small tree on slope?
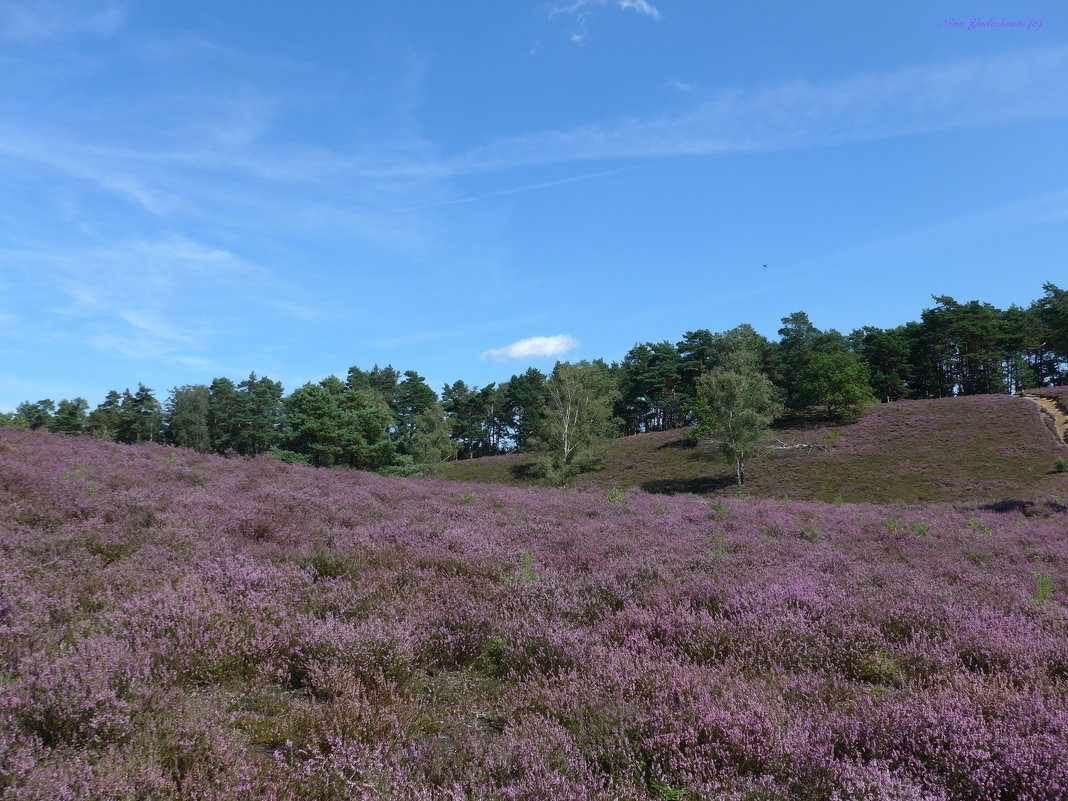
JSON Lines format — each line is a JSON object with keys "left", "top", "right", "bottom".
{"left": 695, "top": 348, "right": 783, "bottom": 485}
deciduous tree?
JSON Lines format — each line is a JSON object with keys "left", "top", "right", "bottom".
{"left": 534, "top": 360, "right": 619, "bottom": 484}
{"left": 799, "top": 351, "right": 875, "bottom": 419}
{"left": 695, "top": 348, "right": 783, "bottom": 486}
{"left": 166, "top": 385, "right": 212, "bottom": 452}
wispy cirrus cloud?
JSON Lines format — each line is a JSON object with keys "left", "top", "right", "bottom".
{"left": 399, "top": 167, "right": 627, "bottom": 211}
{"left": 482, "top": 334, "right": 579, "bottom": 362}
{"left": 1, "top": 230, "right": 319, "bottom": 369}
{"left": 0, "top": 0, "right": 123, "bottom": 41}
{"left": 3, "top": 43, "right": 1064, "bottom": 236}
{"left": 448, "top": 44, "right": 1068, "bottom": 173}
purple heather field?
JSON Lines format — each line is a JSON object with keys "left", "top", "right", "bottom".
{"left": 1, "top": 428, "right": 1067, "bottom": 800}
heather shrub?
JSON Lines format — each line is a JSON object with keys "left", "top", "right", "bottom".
{"left": 12, "top": 635, "right": 151, "bottom": 748}
{"left": 2, "top": 428, "right": 1067, "bottom": 800}
{"left": 302, "top": 549, "right": 360, "bottom": 581}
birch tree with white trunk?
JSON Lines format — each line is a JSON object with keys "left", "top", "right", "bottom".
{"left": 695, "top": 348, "right": 783, "bottom": 485}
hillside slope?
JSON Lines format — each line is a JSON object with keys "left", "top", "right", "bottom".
{"left": 1, "top": 427, "right": 1067, "bottom": 799}
{"left": 444, "top": 394, "right": 1068, "bottom": 504}
{"left": 1025, "top": 386, "right": 1068, "bottom": 446}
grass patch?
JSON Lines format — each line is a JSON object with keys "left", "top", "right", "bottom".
{"left": 443, "top": 395, "right": 1068, "bottom": 504}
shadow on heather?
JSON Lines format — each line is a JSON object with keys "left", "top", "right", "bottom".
{"left": 978, "top": 498, "right": 1068, "bottom": 516}
{"left": 641, "top": 475, "right": 735, "bottom": 495}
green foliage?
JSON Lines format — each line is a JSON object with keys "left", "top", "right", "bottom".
{"left": 205, "top": 374, "right": 284, "bottom": 455}
{"left": 529, "top": 447, "right": 607, "bottom": 487}
{"left": 14, "top": 399, "right": 55, "bottom": 430}
{"left": 87, "top": 390, "right": 123, "bottom": 438}
{"left": 1033, "top": 571, "right": 1054, "bottom": 604}
{"left": 709, "top": 530, "right": 727, "bottom": 559}
{"left": 911, "top": 520, "right": 932, "bottom": 537}
{"left": 850, "top": 326, "right": 914, "bottom": 402}
{"left": 855, "top": 650, "right": 906, "bottom": 688}
{"left": 377, "top": 455, "right": 429, "bottom": 477}
{"left": 85, "top": 541, "right": 134, "bottom": 565}
{"left": 1032, "top": 283, "right": 1068, "bottom": 384}
{"left": 47, "top": 398, "right": 89, "bottom": 435}
{"left": 473, "top": 636, "right": 508, "bottom": 678}
{"left": 304, "top": 551, "right": 359, "bottom": 581}
{"left": 920, "top": 296, "right": 1010, "bottom": 395}
{"left": 799, "top": 351, "right": 876, "bottom": 420}
{"left": 694, "top": 346, "right": 783, "bottom": 485}
{"left": 518, "top": 550, "right": 537, "bottom": 582}
{"left": 115, "top": 384, "right": 163, "bottom": 444}
{"left": 605, "top": 487, "right": 627, "bottom": 504}
{"left": 649, "top": 780, "right": 688, "bottom": 800}
{"left": 269, "top": 447, "right": 312, "bottom": 465}
{"left": 532, "top": 360, "right": 619, "bottom": 483}
{"left": 282, "top": 381, "right": 395, "bottom": 469}
{"left": 777, "top": 311, "right": 853, "bottom": 410}
{"left": 166, "top": 385, "right": 212, "bottom": 452}
{"left": 1055, "top": 457, "right": 1068, "bottom": 473}
{"left": 620, "top": 341, "right": 688, "bottom": 432}
{"left": 500, "top": 367, "right": 549, "bottom": 450}
{"left": 400, "top": 402, "right": 456, "bottom": 469}
{"left": 442, "top": 380, "right": 504, "bottom": 459}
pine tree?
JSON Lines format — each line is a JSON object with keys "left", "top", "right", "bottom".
{"left": 48, "top": 398, "right": 89, "bottom": 434}
{"left": 87, "top": 391, "right": 123, "bottom": 438}
{"left": 14, "top": 399, "right": 55, "bottom": 430}
{"left": 281, "top": 381, "right": 395, "bottom": 469}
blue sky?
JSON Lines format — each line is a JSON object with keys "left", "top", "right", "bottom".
{"left": 1, "top": 0, "right": 1065, "bottom": 410}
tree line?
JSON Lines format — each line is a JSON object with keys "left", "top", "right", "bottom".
{"left": 3, "top": 284, "right": 1065, "bottom": 481}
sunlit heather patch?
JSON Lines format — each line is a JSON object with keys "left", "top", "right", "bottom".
{"left": 1, "top": 426, "right": 1066, "bottom": 799}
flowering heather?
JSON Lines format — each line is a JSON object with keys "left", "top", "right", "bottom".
{"left": 2, "top": 427, "right": 1067, "bottom": 800}
{"left": 1029, "top": 387, "right": 1068, "bottom": 404}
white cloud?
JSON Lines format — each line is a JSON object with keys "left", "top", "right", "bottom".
{"left": 668, "top": 80, "right": 695, "bottom": 92}
{"left": 552, "top": 0, "right": 662, "bottom": 21}
{"left": 617, "top": 0, "right": 661, "bottom": 20}
{"left": 482, "top": 334, "right": 579, "bottom": 362}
